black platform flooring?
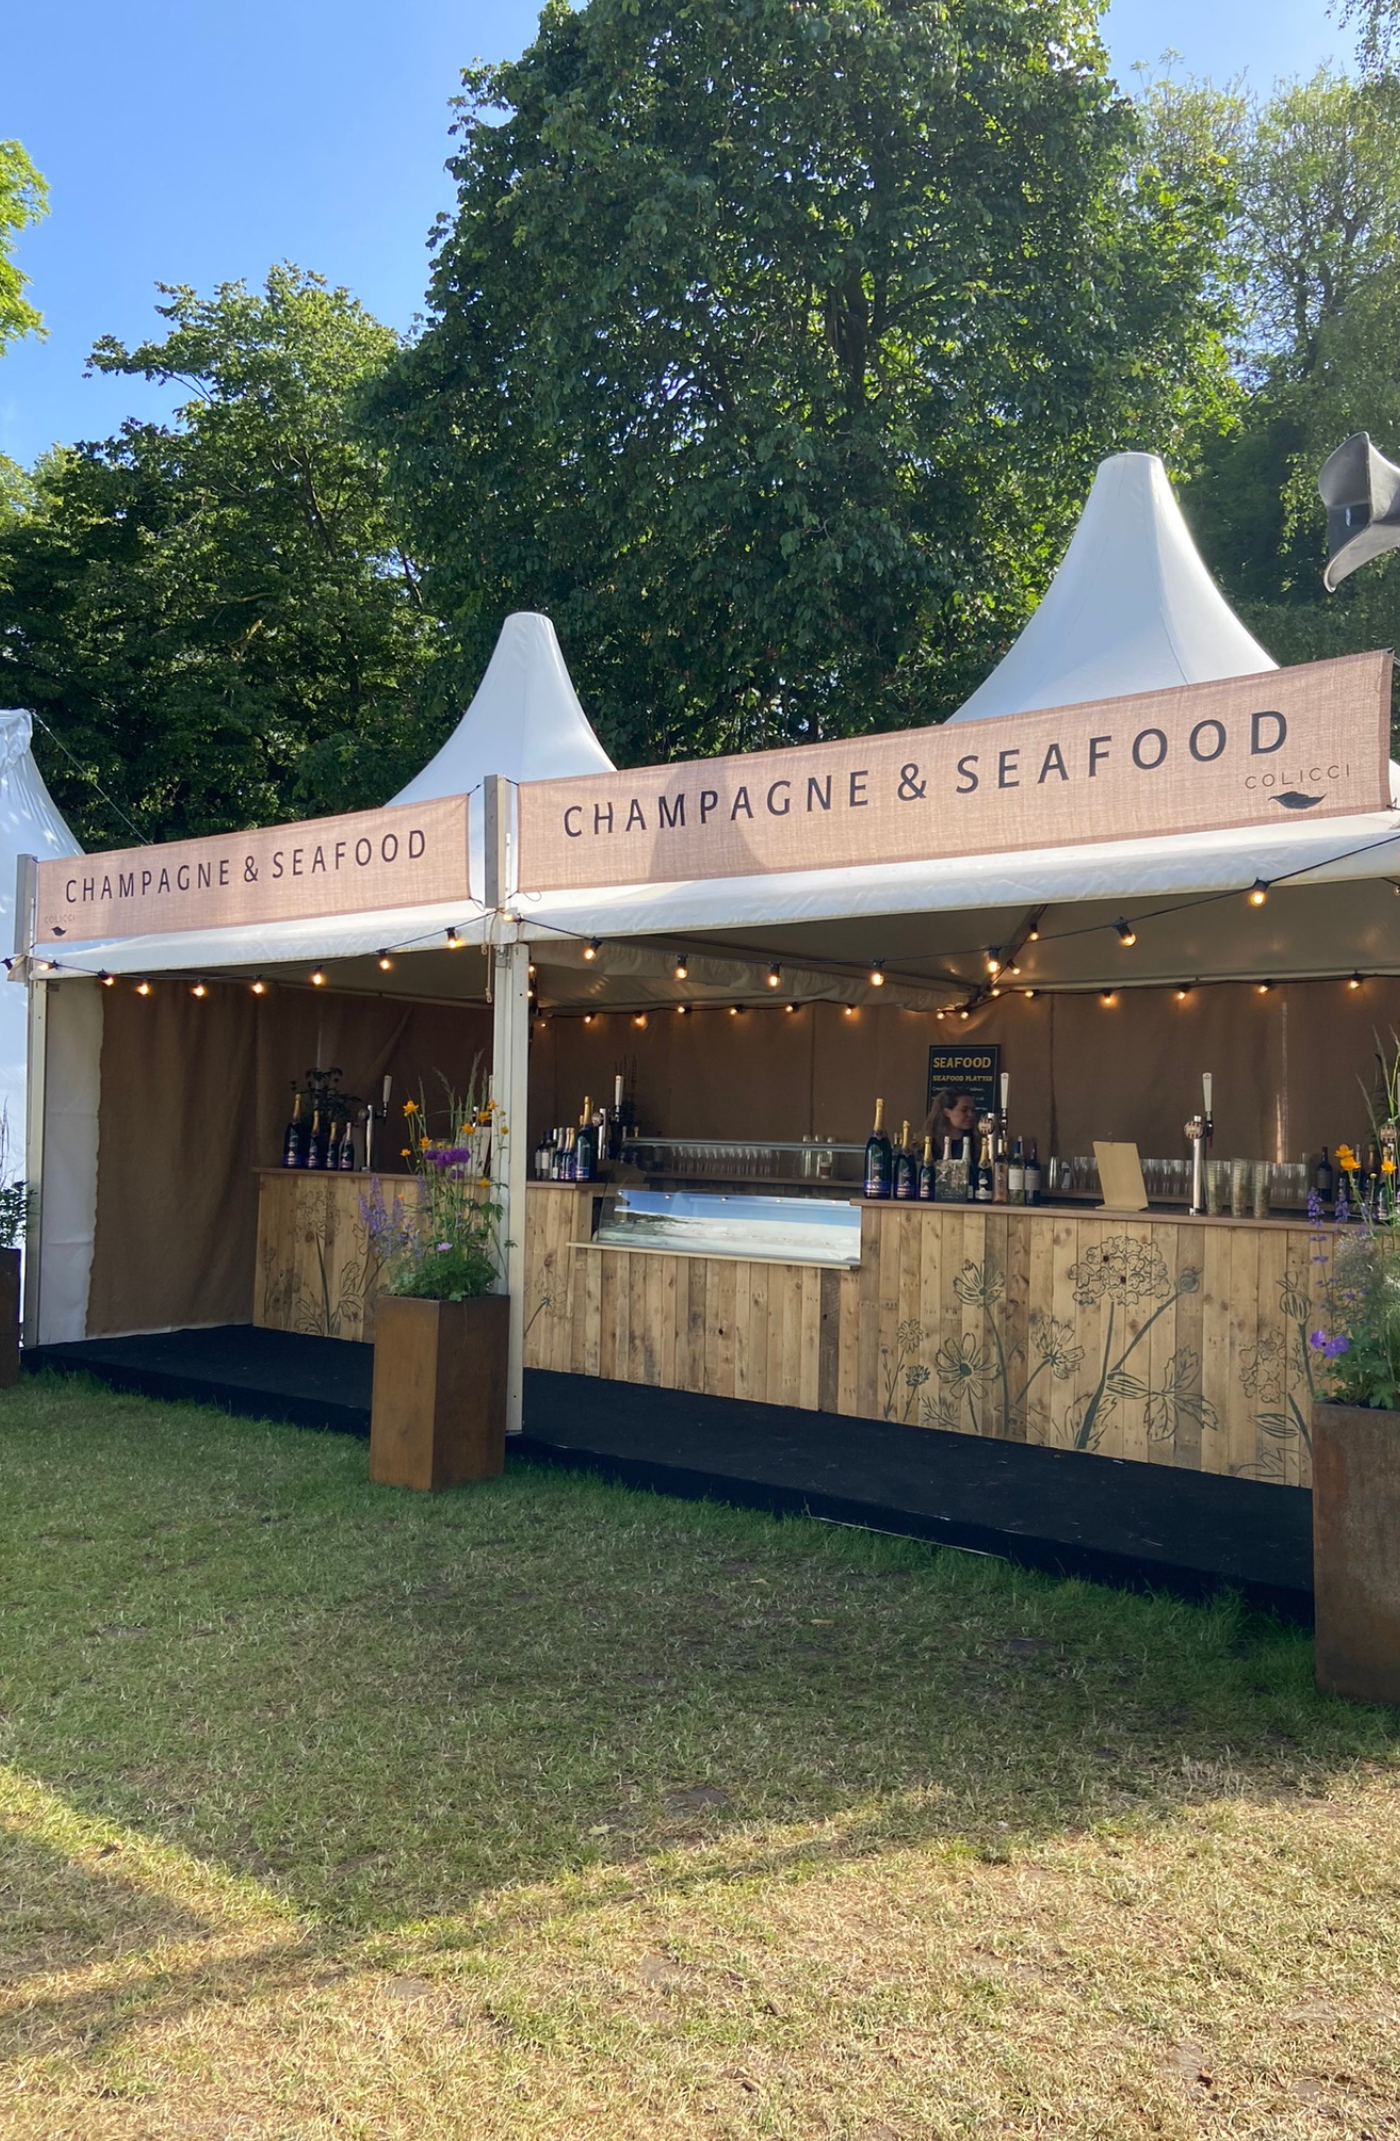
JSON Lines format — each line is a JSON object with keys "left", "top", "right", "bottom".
{"left": 26, "top": 1326, "right": 1314, "bottom": 1621}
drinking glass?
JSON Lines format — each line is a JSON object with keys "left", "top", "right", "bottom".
{"left": 1206, "top": 1158, "right": 1229, "bottom": 1215}
{"left": 1252, "top": 1160, "right": 1271, "bottom": 1220}
{"left": 1230, "top": 1157, "right": 1251, "bottom": 1218}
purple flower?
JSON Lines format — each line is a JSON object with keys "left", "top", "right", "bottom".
{"left": 1307, "top": 1189, "right": 1323, "bottom": 1224}
{"left": 1325, "top": 1334, "right": 1350, "bottom": 1359}
{"left": 436, "top": 1240, "right": 452, "bottom": 1253}
{"left": 1309, "top": 1329, "right": 1329, "bottom": 1350}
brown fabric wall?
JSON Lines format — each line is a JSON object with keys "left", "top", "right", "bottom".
{"left": 532, "top": 978, "right": 1400, "bottom": 1166}
{"left": 88, "top": 985, "right": 492, "bottom": 1337}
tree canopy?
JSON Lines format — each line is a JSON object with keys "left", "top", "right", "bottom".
{"left": 0, "top": 267, "right": 439, "bottom": 844}
{"left": 368, "top": 0, "right": 1235, "bottom": 765}
{"left": 0, "top": 139, "right": 46, "bottom": 358}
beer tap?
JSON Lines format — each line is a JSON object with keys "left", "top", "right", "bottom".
{"left": 1185, "top": 1070, "right": 1214, "bottom": 1215}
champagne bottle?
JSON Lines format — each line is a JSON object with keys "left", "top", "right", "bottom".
{"left": 306, "top": 1108, "right": 324, "bottom": 1170}
{"left": 894, "top": 1118, "right": 918, "bottom": 1201}
{"left": 863, "top": 1098, "right": 892, "bottom": 1199}
{"left": 282, "top": 1091, "right": 307, "bottom": 1169}
{"left": 918, "top": 1134, "right": 935, "bottom": 1202}
{"left": 337, "top": 1118, "right": 357, "bottom": 1171}
{"left": 992, "top": 1121, "right": 1009, "bottom": 1205}
{"left": 326, "top": 1119, "right": 342, "bottom": 1174}
{"left": 561, "top": 1127, "right": 577, "bottom": 1182}
{"left": 1008, "top": 1137, "right": 1025, "bottom": 1206}
{"left": 575, "top": 1097, "right": 597, "bottom": 1182}
{"left": 1314, "top": 1145, "right": 1334, "bottom": 1201}
{"left": 1024, "top": 1139, "right": 1042, "bottom": 1207}
{"left": 976, "top": 1128, "right": 994, "bottom": 1203}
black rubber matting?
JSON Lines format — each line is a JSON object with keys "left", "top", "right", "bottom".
{"left": 25, "top": 1328, "right": 1314, "bottom": 1621}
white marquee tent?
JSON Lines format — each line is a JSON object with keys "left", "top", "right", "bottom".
{"left": 0, "top": 708, "right": 81, "bottom": 1133}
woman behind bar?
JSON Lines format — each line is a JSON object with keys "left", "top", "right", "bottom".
{"left": 924, "top": 1087, "right": 979, "bottom": 1154}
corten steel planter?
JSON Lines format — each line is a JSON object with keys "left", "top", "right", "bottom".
{"left": 1312, "top": 1401, "right": 1400, "bottom": 1706}
{"left": 0, "top": 1247, "right": 20, "bottom": 1389}
{"left": 369, "top": 1293, "right": 508, "bottom": 1491}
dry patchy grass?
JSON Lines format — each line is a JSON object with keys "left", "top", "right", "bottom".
{"left": 0, "top": 1373, "right": 1397, "bottom": 2138}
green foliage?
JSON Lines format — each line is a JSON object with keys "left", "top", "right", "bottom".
{"left": 368, "top": 0, "right": 1236, "bottom": 765}
{"left": 0, "top": 268, "right": 439, "bottom": 845}
{"left": 0, "top": 139, "right": 46, "bottom": 356}
{"left": 1141, "top": 66, "right": 1400, "bottom": 737}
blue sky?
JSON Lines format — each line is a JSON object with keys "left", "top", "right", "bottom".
{"left": 2, "top": 0, "right": 1350, "bottom": 470}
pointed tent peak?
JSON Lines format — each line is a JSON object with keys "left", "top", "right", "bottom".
{"left": 0, "top": 708, "right": 82, "bottom": 860}
{"left": 946, "top": 452, "right": 1276, "bottom": 725}
{"left": 389, "top": 612, "right": 615, "bottom": 806}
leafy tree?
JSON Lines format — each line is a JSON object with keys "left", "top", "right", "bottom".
{"left": 0, "top": 139, "right": 46, "bottom": 356}
{"left": 0, "top": 268, "right": 439, "bottom": 844}
{"left": 370, "top": 0, "right": 1235, "bottom": 765}
{"left": 1164, "top": 67, "right": 1400, "bottom": 721}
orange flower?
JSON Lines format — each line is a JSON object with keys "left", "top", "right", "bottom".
{"left": 403, "top": 1098, "right": 418, "bottom": 1115}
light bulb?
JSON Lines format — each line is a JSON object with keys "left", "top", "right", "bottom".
{"left": 986, "top": 949, "right": 1001, "bottom": 974}
{"left": 251, "top": 977, "right": 267, "bottom": 995}
{"left": 377, "top": 951, "right": 393, "bottom": 971}
{"left": 1349, "top": 972, "right": 1364, "bottom": 990}
{"left": 767, "top": 964, "right": 781, "bottom": 987}
{"left": 310, "top": 970, "right": 326, "bottom": 987}
{"left": 869, "top": 961, "right": 885, "bottom": 986}
{"left": 1175, "top": 985, "right": 1191, "bottom": 1002}
{"left": 1248, "top": 880, "right": 1269, "bottom": 907}
{"left": 191, "top": 981, "right": 207, "bottom": 998}
{"left": 583, "top": 938, "right": 601, "bottom": 961}
{"left": 445, "top": 927, "right": 461, "bottom": 949}
{"left": 673, "top": 954, "right": 689, "bottom": 981}
{"left": 1101, "top": 990, "right": 1116, "bottom": 1006}
{"left": 1114, "top": 919, "right": 1137, "bottom": 947}
{"left": 99, "top": 971, "right": 116, "bottom": 988}
{"left": 136, "top": 980, "right": 152, "bottom": 997}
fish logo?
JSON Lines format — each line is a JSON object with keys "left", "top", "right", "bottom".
{"left": 1271, "top": 791, "right": 1326, "bottom": 811}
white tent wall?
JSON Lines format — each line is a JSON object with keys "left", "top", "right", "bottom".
{"left": 29, "top": 978, "right": 101, "bottom": 1346}
{"left": 0, "top": 711, "right": 82, "bottom": 1156}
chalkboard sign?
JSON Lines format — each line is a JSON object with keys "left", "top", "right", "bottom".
{"left": 926, "top": 1044, "right": 1001, "bottom": 1122}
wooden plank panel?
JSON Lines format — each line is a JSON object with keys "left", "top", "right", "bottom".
{"left": 855, "top": 1210, "right": 882, "bottom": 1422}
{"left": 837, "top": 1262, "right": 861, "bottom": 1416}
{"left": 1198, "top": 1221, "right": 1232, "bottom": 1475}
{"left": 799, "top": 1265, "right": 822, "bottom": 1413}
{"left": 1226, "top": 1225, "right": 1263, "bottom": 1479}
{"left": 817, "top": 1267, "right": 842, "bottom": 1413}
{"left": 1025, "top": 1209, "right": 1056, "bottom": 1447}
{"left": 714, "top": 1258, "right": 736, "bottom": 1400}
{"left": 1168, "top": 1223, "right": 1205, "bottom": 1472}
{"left": 581, "top": 1243, "right": 603, "bottom": 1379}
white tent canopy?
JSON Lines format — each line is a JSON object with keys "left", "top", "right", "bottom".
{"left": 949, "top": 453, "right": 1276, "bottom": 724}
{"left": 390, "top": 611, "right": 614, "bottom": 806}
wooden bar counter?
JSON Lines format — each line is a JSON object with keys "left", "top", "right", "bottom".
{"left": 256, "top": 1172, "right": 1326, "bottom": 1487}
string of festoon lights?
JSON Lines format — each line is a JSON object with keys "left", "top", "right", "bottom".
{"left": 12, "top": 822, "right": 1400, "bottom": 1007}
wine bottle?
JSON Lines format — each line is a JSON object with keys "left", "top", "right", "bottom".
{"left": 863, "top": 1098, "right": 892, "bottom": 1199}
{"left": 575, "top": 1098, "right": 597, "bottom": 1183}
{"left": 1007, "top": 1137, "right": 1025, "bottom": 1206}
{"left": 962, "top": 1134, "right": 978, "bottom": 1203}
{"left": 1024, "top": 1140, "right": 1042, "bottom": 1207}
{"left": 894, "top": 1118, "right": 918, "bottom": 1201}
{"left": 918, "top": 1134, "right": 935, "bottom": 1202}
{"left": 976, "top": 1128, "right": 994, "bottom": 1203}
{"left": 282, "top": 1091, "right": 307, "bottom": 1168}
{"left": 1314, "top": 1145, "right": 1334, "bottom": 1201}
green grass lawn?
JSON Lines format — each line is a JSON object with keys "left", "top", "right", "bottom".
{"left": 1, "top": 1373, "right": 1398, "bottom": 2139}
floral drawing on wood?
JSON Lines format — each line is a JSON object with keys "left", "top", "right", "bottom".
{"left": 889, "top": 1240, "right": 1216, "bottom": 1455}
